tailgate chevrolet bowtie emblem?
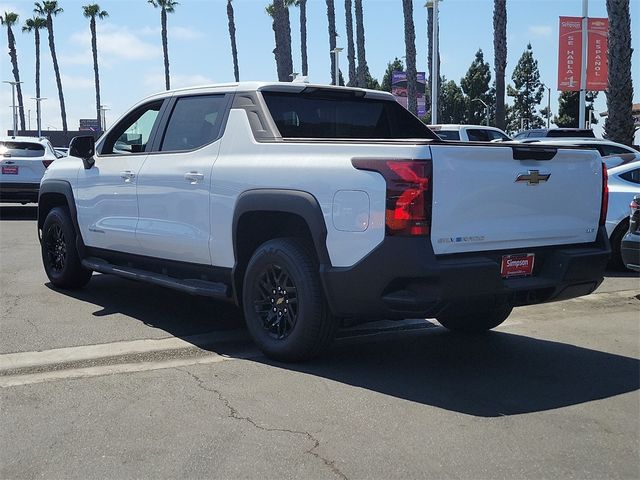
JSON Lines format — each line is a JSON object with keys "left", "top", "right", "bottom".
{"left": 516, "top": 170, "right": 551, "bottom": 185}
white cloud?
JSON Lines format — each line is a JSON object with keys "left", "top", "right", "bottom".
{"left": 528, "top": 25, "right": 553, "bottom": 38}
{"left": 61, "top": 24, "right": 161, "bottom": 68}
{"left": 143, "top": 73, "right": 214, "bottom": 93}
{"left": 170, "top": 26, "right": 205, "bottom": 41}
{"left": 61, "top": 74, "right": 94, "bottom": 90}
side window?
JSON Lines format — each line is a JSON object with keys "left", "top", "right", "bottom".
{"left": 101, "top": 100, "right": 163, "bottom": 155}
{"left": 467, "top": 129, "right": 490, "bottom": 141}
{"left": 160, "top": 94, "right": 228, "bottom": 152}
{"left": 619, "top": 169, "right": 640, "bottom": 184}
{"left": 600, "top": 144, "right": 631, "bottom": 156}
{"left": 487, "top": 130, "right": 510, "bottom": 141}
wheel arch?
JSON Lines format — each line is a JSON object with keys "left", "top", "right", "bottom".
{"left": 38, "top": 180, "right": 84, "bottom": 253}
{"left": 231, "top": 189, "right": 330, "bottom": 304}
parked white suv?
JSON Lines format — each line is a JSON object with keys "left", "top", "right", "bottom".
{"left": 1, "top": 136, "right": 60, "bottom": 203}
{"left": 37, "top": 82, "right": 610, "bottom": 361}
{"left": 428, "top": 124, "right": 511, "bottom": 142}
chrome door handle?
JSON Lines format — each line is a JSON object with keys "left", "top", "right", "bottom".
{"left": 120, "top": 170, "right": 136, "bottom": 182}
{"left": 184, "top": 172, "right": 204, "bottom": 184}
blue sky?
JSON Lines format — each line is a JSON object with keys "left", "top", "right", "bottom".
{"left": 0, "top": 0, "right": 638, "bottom": 138}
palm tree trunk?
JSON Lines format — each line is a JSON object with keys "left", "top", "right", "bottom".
{"left": 272, "top": 0, "right": 293, "bottom": 82}
{"left": 326, "top": 0, "right": 337, "bottom": 85}
{"left": 35, "top": 29, "right": 41, "bottom": 100}
{"left": 604, "top": 0, "right": 634, "bottom": 145}
{"left": 354, "top": 0, "right": 368, "bottom": 88}
{"left": 90, "top": 17, "right": 102, "bottom": 132}
{"left": 402, "top": 0, "right": 417, "bottom": 115}
{"left": 345, "top": 0, "right": 356, "bottom": 86}
{"left": 6, "top": 25, "right": 26, "bottom": 131}
{"left": 493, "top": 0, "right": 507, "bottom": 130}
{"left": 46, "top": 14, "right": 67, "bottom": 131}
{"left": 227, "top": 0, "right": 240, "bottom": 82}
{"left": 161, "top": 7, "right": 170, "bottom": 90}
{"left": 299, "top": 0, "right": 308, "bottom": 76}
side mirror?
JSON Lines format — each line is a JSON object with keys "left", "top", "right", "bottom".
{"left": 69, "top": 135, "right": 96, "bottom": 169}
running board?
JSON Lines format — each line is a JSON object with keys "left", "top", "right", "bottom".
{"left": 81, "top": 257, "right": 230, "bottom": 298}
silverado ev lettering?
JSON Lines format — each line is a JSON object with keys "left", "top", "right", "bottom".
{"left": 38, "top": 82, "right": 610, "bottom": 362}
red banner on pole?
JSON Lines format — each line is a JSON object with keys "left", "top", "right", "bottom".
{"left": 558, "top": 16, "right": 582, "bottom": 91}
{"left": 586, "top": 18, "right": 608, "bottom": 91}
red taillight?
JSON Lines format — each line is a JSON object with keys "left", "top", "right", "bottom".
{"left": 599, "top": 162, "right": 608, "bottom": 226}
{"left": 352, "top": 158, "right": 432, "bottom": 236}
{"left": 42, "top": 159, "right": 54, "bottom": 168}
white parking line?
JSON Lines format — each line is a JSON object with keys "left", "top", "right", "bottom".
{"left": 0, "top": 352, "right": 240, "bottom": 388}
{"left": 0, "top": 330, "right": 248, "bottom": 372}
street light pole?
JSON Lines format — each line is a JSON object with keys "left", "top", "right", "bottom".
{"left": 31, "top": 97, "right": 46, "bottom": 138}
{"left": 472, "top": 98, "right": 489, "bottom": 126}
{"left": 331, "top": 47, "right": 343, "bottom": 86}
{"left": 430, "top": 0, "right": 440, "bottom": 124}
{"left": 99, "top": 105, "right": 110, "bottom": 132}
{"left": 578, "top": 0, "right": 588, "bottom": 128}
{"left": 544, "top": 85, "right": 551, "bottom": 129}
{"left": 3, "top": 80, "right": 23, "bottom": 137}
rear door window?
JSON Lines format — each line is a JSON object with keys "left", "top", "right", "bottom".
{"left": 436, "top": 130, "right": 460, "bottom": 140}
{"left": 262, "top": 90, "right": 439, "bottom": 140}
{"left": 160, "top": 94, "right": 229, "bottom": 152}
{"left": 466, "top": 129, "right": 491, "bottom": 141}
{"left": 0, "top": 142, "right": 45, "bottom": 157}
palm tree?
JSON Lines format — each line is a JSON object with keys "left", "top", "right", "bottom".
{"left": 402, "top": 0, "right": 417, "bottom": 115}
{"left": 326, "top": 0, "right": 338, "bottom": 85}
{"left": 266, "top": 0, "right": 293, "bottom": 82}
{"left": 426, "top": 1, "right": 441, "bottom": 119}
{"left": 34, "top": 1, "right": 67, "bottom": 132}
{"left": 82, "top": 4, "right": 108, "bottom": 132}
{"left": 22, "top": 16, "right": 46, "bottom": 134}
{"left": 1, "top": 12, "right": 26, "bottom": 131}
{"left": 344, "top": 0, "right": 356, "bottom": 86}
{"left": 226, "top": 0, "right": 239, "bottom": 82}
{"left": 148, "top": 0, "right": 178, "bottom": 90}
{"left": 604, "top": 0, "right": 634, "bottom": 145}
{"left": 298, "top": 0, "right": 308, "bottom": 76}
{"left": 354, "top": 0, "right": 368, "bottom": 88}
{"left": 493, "top": 0, "right": 507, "bottom": 130}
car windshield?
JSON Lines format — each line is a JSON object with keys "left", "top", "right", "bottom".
{"left": 0, "top": 141, "right": 45, "bottom": 158}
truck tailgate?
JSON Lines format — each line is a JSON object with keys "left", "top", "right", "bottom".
{"left": 430, "top": 144, "right": 604, "bottom": 255}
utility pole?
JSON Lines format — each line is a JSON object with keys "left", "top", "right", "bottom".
{"left": 542, "top": 84, "right": 551, "bottom": 129}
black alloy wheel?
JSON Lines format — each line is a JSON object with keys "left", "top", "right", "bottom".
{"left": 41, "top": 207, "right": 92, "bottom": 289}
{"left": 253, "top": 263, "right": 299, "bottom": 339}
{"left": 242, "top": 237, "right": 338, "bottom": 362}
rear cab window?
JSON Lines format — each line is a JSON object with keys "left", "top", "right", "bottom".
{"left": 0, "top": 142, "right": 45, "bottom": 158}
{"left": 261, "top": 89, "right": 439, "bottom": 140}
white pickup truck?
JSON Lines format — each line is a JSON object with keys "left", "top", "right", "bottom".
{"left": 38, "top": 82, "right": 610, "bottom": 361}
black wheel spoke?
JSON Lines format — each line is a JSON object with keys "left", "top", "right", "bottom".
{"left": 252, "top": 260, "right": 298, "bottom": 340}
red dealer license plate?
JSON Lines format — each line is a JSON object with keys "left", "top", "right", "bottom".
{"left": 501, "top": 253, "right": 535, "bottom": 278}
{"left": 1, "top": 166, "right": 18, "bottom": 175}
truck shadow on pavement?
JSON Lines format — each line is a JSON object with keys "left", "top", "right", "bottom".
{"left": 49, "top": 274, "right": 639, "bottom": 418}
{"left": 276, "top": 330, "right": 640, "bottom": 417}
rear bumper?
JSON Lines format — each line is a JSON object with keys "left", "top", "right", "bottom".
{"left": 0, "top": 182, "right": 40, "bottom": 203}
{"left": 621, "top": 232, "right": 640, "bottom": 272}
{"left": 321, "top": 227, "right": 611, "bottom": 319}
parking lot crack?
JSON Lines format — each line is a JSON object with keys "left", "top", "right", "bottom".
{"left": 178, "top": 368, "right": 348, "bottom": 480}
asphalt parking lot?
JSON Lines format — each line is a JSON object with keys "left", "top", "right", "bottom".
{"left": 1, "top": 205, "right": 639, "bottom": 479}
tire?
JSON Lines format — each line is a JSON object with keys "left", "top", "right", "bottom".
{"left": 242, "top": 237, "right": 338, "bottom": 362}
{"left": 437, "top": 302, "right": 513, "bottom": 333}
{"left": 41, "top": 206, "right": 92, "bottom": 289}
{"left": 609, "top": 219, "right": 630, "bottom": 270}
